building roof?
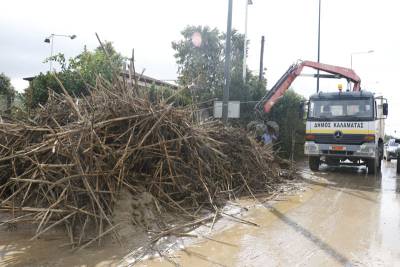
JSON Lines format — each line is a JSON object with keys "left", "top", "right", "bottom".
{"left": 24, "top": 72, "right": 179, "bottom": 90}
{"left": 23, "top": 76, "right": 35, "bottom": 82}
{"left": 120, "top": 71, "right": 178, "bottom": 89}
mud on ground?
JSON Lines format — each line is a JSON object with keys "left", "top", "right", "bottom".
{"left": 0, "top": 176, "right": 303, "bottom": 267}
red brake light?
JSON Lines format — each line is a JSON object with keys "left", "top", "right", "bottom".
{"left": 305, "top": 134, "right": 316, "bottom": 141}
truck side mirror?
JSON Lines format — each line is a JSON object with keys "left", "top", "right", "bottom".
{"left": 383, "top": 103, "right": 388, "bottom": 116}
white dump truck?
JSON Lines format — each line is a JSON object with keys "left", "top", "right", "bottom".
{"left": 304, "top": 91, "right": 387, "bottom": 174}
{"left": 255, "top": 60, "right": 388, "bottom": 174}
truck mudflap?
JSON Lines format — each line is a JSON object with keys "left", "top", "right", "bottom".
{"left": 304, "top": 141, "right": 376, "bottom": 159}
{"left": 397, "top": 158, "right": 400, "bottom": 174}
{"left": 397, "top": 153, "right": 400, "bottom": 174}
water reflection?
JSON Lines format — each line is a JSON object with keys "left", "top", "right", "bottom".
{"left": 376, "top": 161, "right": 400, "bottom": 255}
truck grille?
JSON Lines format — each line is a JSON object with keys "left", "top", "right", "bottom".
{"left": 314, "top": 134, "right": 366, "bottom": 145}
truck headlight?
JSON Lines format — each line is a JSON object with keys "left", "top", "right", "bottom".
{"left": 305, "top": 142, "right": 318, "bottom": 154}
{"left": 359, "top": 144, "right": 376, "bottom": 155}
{"left": 360, "top": 146, "right": 371, "bottom": 153}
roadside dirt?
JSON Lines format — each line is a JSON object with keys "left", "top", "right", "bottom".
{"left": 0, "top": 178, "right": 300, "bottom": 267}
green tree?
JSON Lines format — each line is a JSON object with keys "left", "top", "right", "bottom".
{"left": 173, "top": 25, "right": 306, "bottom": 159}
{"left": 269, "top": 90, "right": 305, "bottom": 158}
{"left": 224, "top": 31, "right": 267, "bottom": 123}
{"left": 172, "top": 26, "right": 224, "bottom": 103}
{"left": 25, "top": 42, "right": 124, "bottom": 109}
{"left": 172, "top": 26, "right": 265, "bottom": 109}
{"left": 69, "top": 44, "right": 124, "bottom": 87}
{"left": 0, "top": 73, "right": 16, "bottom": 111}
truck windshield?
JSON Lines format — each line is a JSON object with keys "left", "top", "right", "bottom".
{"left": 308, "top": 99, "right": 373, "bottom": 121}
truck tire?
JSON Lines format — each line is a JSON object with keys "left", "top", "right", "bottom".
{"left": 397, "top": 158, "right": 400, "bottom": 174}
{"left": 309, "top": 156, "right": 320, "bottom": 171}
{"left": 367, "top": 158, "right": 380, "bottom": 175}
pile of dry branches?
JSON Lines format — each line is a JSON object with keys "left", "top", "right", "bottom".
{"left": 0, "top": 76, "right": 290, "bottom": 248}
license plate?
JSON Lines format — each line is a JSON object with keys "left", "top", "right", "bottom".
{"left": 330, "top": 145, "right": 346, "bottom": 151}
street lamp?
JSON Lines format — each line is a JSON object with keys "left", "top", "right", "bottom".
{"left": 242, "top": 0, "right": 253, "bottom": 83}
{"left": 44, "top": 34, "right": 77, "bottom": 71}
{"left": 350, "top": 50, "right": 374, "bottom": 69}
{"left": 316, "top": 0, "right": 321, "bottom": 93}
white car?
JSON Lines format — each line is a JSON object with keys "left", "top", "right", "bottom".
{"left": 384, "top": 139, "right": 400, "bottom": 161}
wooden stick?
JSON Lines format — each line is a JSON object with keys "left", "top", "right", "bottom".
{"left": 77, "top": 223, "right": 120, "bottom": 251}
{"left": 30, "top": 211, "right": 77, "bottom": 240}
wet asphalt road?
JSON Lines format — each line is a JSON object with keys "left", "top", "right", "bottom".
{"left": 1, "top": 161, "right": 400, "bottom": 266}
{"left": 141, "top": 160, "right": 400, "bottom": 267}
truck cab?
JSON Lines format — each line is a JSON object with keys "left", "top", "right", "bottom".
{"left": 304, "top": 91, "right": 388, "bottom": 174}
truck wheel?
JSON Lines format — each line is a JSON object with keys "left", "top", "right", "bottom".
{"left": 309, "top": 156, "right": 320, "bottom": 171}
{"left": 367, "top": 159, "right": 381, "bottom": 174}
{"left": 397, "top": 158, "right": 400, "bottom": 174}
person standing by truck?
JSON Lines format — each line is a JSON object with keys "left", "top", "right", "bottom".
{"left": 262, "top": 125, "right": 277, "bottom": 145}
{"left": 249, "top": 121, "right": 278, "bottom": 146}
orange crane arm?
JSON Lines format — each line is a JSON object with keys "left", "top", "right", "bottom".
{"left": 256, "top": 60, "right": 361, "bottom": 113}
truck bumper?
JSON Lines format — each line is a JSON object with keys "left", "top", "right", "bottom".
{"left": 304, "top": 141, "right": 376, "bottom": 159}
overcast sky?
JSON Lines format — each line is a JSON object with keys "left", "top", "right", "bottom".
{"left": 1, "top": 0, "right": 399, "bottom": 134}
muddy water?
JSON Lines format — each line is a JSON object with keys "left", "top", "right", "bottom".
{"left": 139, "top": 161, "right": 400, "bottom": 267}
{"left": 1, "top": 161, "right": 400, "bottom": 266}
{"left": 0, "top": 225, "right": 126, "bottom": 267}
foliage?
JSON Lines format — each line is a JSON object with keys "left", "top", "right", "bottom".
{"left": 172, "top": 26, "right": 224, "bottom": 103}
{"left": 69, "top": 44, "right": 124, "bottom": 87}
{"left": 173, "top": 25, "right": 307, "bottom": 159}
{"left": 268, "top": 90, "right": 306, "bottom": 158}
{"left": 25, "top": 43, "right": 124, "bottom": 109}
{"left": 0, "top": 73, "right": 16, "bottom": 111}
{"left": 172, "top": 26, "right": 266, "bottom": 108}
{"left": 147, "top": 84, "right": 192, "bottom": 106}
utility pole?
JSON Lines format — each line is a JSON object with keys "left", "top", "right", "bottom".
{"left": 316, "top": 0, "right": 321, "bottom": 92}
{"left": 259, "top": 35, "right": 265, "bottom": 82}
{"left": 243, "top": 0, "right": 253, "bottom": 82}
{"left": 222, "top": 0, "right": 233, "bottom": 124}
